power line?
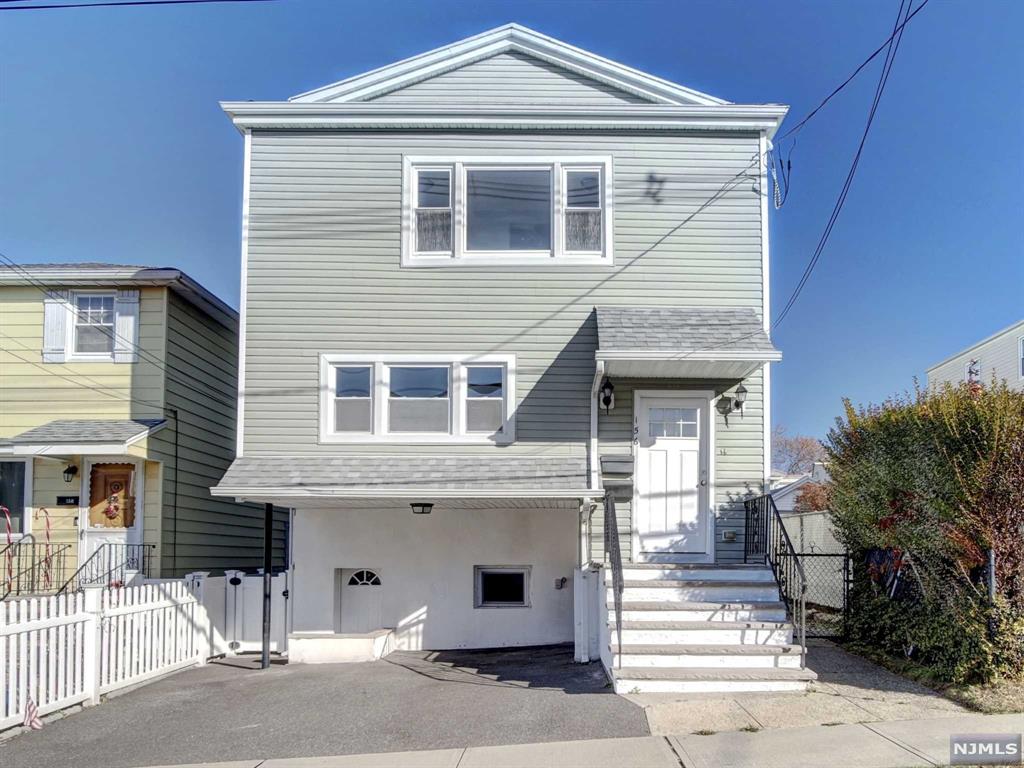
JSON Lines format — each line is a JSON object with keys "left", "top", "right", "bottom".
{"left": 772, "top": 0, "right": 913, "bottom": 330}
{"left": 778, "top": 0, "right": 930, "bottom": 142}
{"left": 0, "top": 253, "right": 240, "bottom": 412}
{"left": 0, "top": 0, "right": 275, "bottom": 10}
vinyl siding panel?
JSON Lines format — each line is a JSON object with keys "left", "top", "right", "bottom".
{"left": 147, "top": 290, "right": 287, "bottom": 577}
{"left": 927, "top": 320, "right": 1024, "bottom": 392}
{"left": 0, "top": 285, "right": 166, "bottom": 437}
{"left": 243, "top": 130, "right": 765, "bottom": 464}
{"left": 365, "top": 51, "right": 651, "bottom": 106}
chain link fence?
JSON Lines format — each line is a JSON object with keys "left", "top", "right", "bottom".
{"left": 780, "top": 511, "right": 849, "bottom": 639}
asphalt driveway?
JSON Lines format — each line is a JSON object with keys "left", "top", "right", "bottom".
{"left": 0, "top": 644, "right": 648, "bottom": 768}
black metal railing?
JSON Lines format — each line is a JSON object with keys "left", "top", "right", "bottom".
{"left": 1, "top": 536, "right": 72, "bottom": 599}
{"left": 59, "top": 543, "right": 155, "bottom": 593}
{"left": 603, "top": 493, "right": 623, "bottom": 668}
{"left": 744, "top": 494, "right": 807, "bottom": 667}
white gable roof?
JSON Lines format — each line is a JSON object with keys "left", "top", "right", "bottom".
{"left": 290, "top": 24, "right": 729, "bottom": 107}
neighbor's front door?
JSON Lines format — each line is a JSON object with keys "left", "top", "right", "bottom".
{"left": 634, "top": 395, "right": 711, "bottom": 562}
{"left": 81, "top": 462, "right": 142, "bottom": 568}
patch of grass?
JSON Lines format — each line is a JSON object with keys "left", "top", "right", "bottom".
{"left": 842, "top": 642, "right": 1024, "bottom": 714}
{"left": 693, "top": 729, "right": 716, "bottom": 736}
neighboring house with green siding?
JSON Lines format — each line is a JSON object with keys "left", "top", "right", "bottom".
{"left": 0, "top": 263, "right": 287, "bottom": 589}
{"left": 213, "top": 25, "right": 812, "bottom": 693}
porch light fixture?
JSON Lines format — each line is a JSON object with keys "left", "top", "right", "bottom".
{"left": 410, "top": 502, "right": 433, "bottom": 515}
{"left": 728, "top": 384, "right": 748, "bottom": 413}
{"left": 599, "top": 377, "right": 615, "bottom": 414}
{"left": 62, "top": 464, "right": 79, "bottom": 483}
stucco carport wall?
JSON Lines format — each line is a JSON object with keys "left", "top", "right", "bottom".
{"left": 291, "top": 504, "right": 578, "bottom": 650}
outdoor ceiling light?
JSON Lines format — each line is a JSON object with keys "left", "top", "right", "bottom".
{"left": 410, "top": 502, "right": 433, "bottom": 515}
{"left": 63, "top": 464, "right": 79, "bottom": 483}
{"left": 599, "top": 377, "right": 615, "bottom": 414}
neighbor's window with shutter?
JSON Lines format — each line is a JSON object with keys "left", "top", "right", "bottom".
{"left": 321, "top": 355, "right": 514, "bottom": 444}
{"left": 73, "top": 294, "right": 116, "bottom": 355}
{"left": 402, "top": 156, "right": 611, "bottom": 266}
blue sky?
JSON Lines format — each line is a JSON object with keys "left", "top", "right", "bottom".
{"left": 1, "top": 0, "right": 1021, "bottom": 438}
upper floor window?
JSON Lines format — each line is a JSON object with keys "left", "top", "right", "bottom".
{"left": 403, "top": 156, "right": 612, "bottom": 267}
{"left": 73, "top": 293, "right": 116, "bottom": 356}
{"left": 321, "top": 353, "right": 515, "bottom": 444}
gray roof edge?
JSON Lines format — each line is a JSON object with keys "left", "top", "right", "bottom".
{"left": 0, "top": 264, "right": 238, "bottom": 329}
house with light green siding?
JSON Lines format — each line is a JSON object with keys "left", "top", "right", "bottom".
{"left": 927, "top": 318, "right": 1024, "bottom": 391}
{"left": 213, "top": 25, "right": 811, "bottom": 692}
{"left": 0, "top": 263, "right": 287, "bottom": 590}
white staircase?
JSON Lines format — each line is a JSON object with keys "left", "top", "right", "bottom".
{"left": 604, "top": 563, "right": 816, "bottom": 694}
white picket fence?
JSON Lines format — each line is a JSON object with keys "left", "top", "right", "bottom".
{"left": 0, "top": 572, "right": 289, "bottom": 732}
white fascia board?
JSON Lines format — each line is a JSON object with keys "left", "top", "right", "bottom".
{"left": 220, "top": 103, "right": 789, "bottom": 137}
{"left": 596, "top": 349, "right": 783, "bottom": 362}
{"left": 288, "top": 24, "right": 729, "bottom": 107}
{"left": 210, "top": 486, "right": 593, "bottom": 500}
{"left": 11, "top": 443, "right": 129, "bottom": 456}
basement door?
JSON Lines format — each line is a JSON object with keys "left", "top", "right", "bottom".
{"left": 634, "top": 394, "right": 712, "bottom": 562}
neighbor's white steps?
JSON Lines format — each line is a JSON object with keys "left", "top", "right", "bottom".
{"left": 605, "top": 565, "right": 815, "bottom": 694}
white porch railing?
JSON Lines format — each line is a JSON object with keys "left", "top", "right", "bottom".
{"left": 0, "top": 571, "right": 289, "bottom": 732}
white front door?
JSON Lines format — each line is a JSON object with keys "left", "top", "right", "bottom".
{"left": 634, "top": 394, "right": 712, "bottom": 562}
{"left": 339, "top": 568, "right": 383, "bottom": 633}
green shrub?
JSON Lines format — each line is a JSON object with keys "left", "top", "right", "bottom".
{"left": 826, "top": 381, "right": 1024, "bottom": 684}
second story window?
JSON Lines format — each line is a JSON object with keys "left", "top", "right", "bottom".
{"left": 403, "top": 156, "right": 612, "bottom": 267}
{"left": 74, "top": 294, "right": 116, "bottom": 356}
{"left": 320, "top": 354, "right": 515, "bottom": 444}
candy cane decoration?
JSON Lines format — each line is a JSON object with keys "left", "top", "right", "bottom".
{"left": 2, "top": 504, "right": 12, "bottom": 593}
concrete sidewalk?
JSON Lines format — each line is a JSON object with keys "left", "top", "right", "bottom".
{"left": 148, "top": 713, "right": 1023, "bottom": 768}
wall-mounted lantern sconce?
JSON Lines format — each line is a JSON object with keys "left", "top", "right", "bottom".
{"left": 63, "top": 464, "right": 79, "bottom": 484}
{"left": 599, "top": 377, "right": 615, "bottom": 414}
{"left": 725, "top": 384, "right": 748, "bottom": 413}
{"left": 410, "top": 502, "right": 433, "bottom": 515}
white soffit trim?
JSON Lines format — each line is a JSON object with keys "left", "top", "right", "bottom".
{"left": 220, "top": 103, "right": 789, "bottom": 137}
{"left": 596, "top": 349, "right": 783, "bottom": 362}
{"left": 289, "top": 24, "right": 729, "bottom": 107}
{"left": 210, "top": 486, "right": 594, "bottom": 500}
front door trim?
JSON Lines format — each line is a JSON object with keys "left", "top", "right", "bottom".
{"left": 631, "top": 389, "right": 716, "bottom": 564}
{"left": 79, "top": 456, "right": 145, "bottom": 564}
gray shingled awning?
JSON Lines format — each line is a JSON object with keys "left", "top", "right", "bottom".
{"left": 4, "top": 419, "right": 166, "bottom": 456}
{"left": 595, "top": 306, "right": 781, "bottom": 379}
{"left": 212, "top": 455, "right": 592, "bottom": 503}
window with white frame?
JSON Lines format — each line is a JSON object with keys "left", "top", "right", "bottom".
{"left": 0, "top": 460, "right": 30, "bottom": 535}
{"left": 403, "top": 156, "right": 612, "bottom": 266}
{"left": 1019, "top": 337, "right": 1024, "bottom": 379}
{"left": 321, "top": 354, "right": 515, "bottom": 443}
{"left": 474, "top": 566, "right": 530, "bottom": 608}
{"left": 73, "top": 293, "right": 116, "bottom": 356}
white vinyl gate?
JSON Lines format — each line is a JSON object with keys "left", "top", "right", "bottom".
{"left": 0, "top": 572, "right": 290, "bottom": 732}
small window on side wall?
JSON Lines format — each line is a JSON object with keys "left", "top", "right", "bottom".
{"left": 415, "top": 168, "right": 453, "bottom": 254}
{"left": 0, "top": 461, "right": 27, "bottom": 535}
{"left": 466, "top": 366, "right": 504, "bottom": 433}
{"left": 475, "top": 566, "right": 530, "bottom": 608}
{"left": 564, "top": 168, "right": 603, "bottom": 253}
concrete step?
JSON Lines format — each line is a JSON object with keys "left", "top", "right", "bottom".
{"left": 611, "top": 620, "right": 793, "bottom": 645}
{"left": 622, "top": 564, "right": 776, "bottom": 583}
{"left": 611, "top": 580, "right": 780, "bottom": 602}
{"left": 611, "top": 665, "right": 816, "bottom": 694}
{"left": 609, "top": 643, "right": 804, "bottom": 669}
{"left": 616, "top": 600, "right": 787, "bottom": 623}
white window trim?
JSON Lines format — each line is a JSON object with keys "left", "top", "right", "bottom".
{"left": 65, "top": 290, "right": 117, "bottom": 363}
{"left": 319, "top": 353, "right": 516, "bottom": 444}
{"left": 401, "top": 155, "right": 613, "bottom": 267}
{"left": 1, "top": 457, "right": 33, "bottom": 538}
{"left": 1018, "top": 336, "right": 1024, "bottom": 381}
{"left": 474, "top": 565, "right": 531, "bottom": 609}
